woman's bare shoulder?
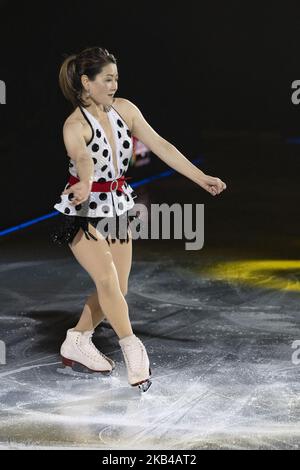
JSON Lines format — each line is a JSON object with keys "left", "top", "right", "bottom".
{"left": 64, "top": 107, "right": 85, "bottom": 128}
{"left": 113, "top": 97, "right": 134, "bottom": 131}
{"left": 63, "top": 107, "right": 92, "bottom": 144}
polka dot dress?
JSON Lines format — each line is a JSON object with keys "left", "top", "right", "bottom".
{"left": 53, "top": 105, "right": 136, "bottom": 218}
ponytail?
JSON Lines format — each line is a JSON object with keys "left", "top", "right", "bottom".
{"left": 58, "top": 54, "right": 82, "bottom": 108}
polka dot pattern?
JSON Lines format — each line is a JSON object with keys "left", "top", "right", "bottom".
{"left": 54, "top": 105, "right": 135, "bottom": 218}
{"left": 89, "top": 201, "right": 97, "bottom": 210}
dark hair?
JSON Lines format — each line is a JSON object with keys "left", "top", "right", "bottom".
{"left": 59, "top": 47, "right": 117, "bottom": 108}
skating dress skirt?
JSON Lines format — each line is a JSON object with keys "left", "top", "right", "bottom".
{"left": 50, "top": 104, "right": 140, "bottom": 246}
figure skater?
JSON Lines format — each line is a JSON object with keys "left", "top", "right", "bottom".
{"left": 51, "top": 46, "right": 226, "bottom": 392}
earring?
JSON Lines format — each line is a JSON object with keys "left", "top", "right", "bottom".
{"left": 86, "top": 90, "right": 90, "bottom": 97}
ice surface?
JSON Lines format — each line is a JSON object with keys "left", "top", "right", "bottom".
{"left": 1, "top": 255, "right": 300, "bottom": 450}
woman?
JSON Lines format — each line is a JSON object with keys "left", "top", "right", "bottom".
{"left": 51, "top": 47, "right": 226, "bottom": 392}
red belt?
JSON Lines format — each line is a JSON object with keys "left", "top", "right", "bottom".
{"left": 68, "top": 175, "right": 132, "bottom": 193}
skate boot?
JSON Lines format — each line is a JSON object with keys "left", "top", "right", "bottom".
{"left": 60, "top": 328, "right": 115, "bottom": 374}
{"left": 119, "top": 334, "right": 152, "bottom": 392}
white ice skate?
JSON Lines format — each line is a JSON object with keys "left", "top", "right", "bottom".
{"left": 119, "top": 334, "right": 152, "bottom": 392}
{"left": 60, "top": 328, "right": 115, "bottom": 374}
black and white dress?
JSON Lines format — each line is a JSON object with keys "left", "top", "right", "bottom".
{"left": 51, "top": 104, "right": 139, "bottom": 246}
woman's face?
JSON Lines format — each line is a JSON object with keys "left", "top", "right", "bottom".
{"left": 85, "top": 63, "right": 119, "bottom": 107}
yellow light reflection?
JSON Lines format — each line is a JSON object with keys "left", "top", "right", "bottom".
{"left": 203, "top": 260, "right": 300, "bottom": 292}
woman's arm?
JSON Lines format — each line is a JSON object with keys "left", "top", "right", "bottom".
{"left": 123, "top": 98, "right": 226, "bottom": 196}
{"left": 61, "top": 120, "right": 94, "bottom": 205}
{"left": 63, "top": 120, "right": 94, "bottom": 185}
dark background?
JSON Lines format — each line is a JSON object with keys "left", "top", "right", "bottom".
{"left": 0, "top": 0, "right": 299, "bottom": 229}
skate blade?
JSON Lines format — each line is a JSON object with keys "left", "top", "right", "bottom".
{"left": 138, "top": 379, "right": 152, "bottom": 392}
{"left": 60, "top": 356, "right": 112, "bottom": 375}
{"left": 57, "top": 365, "right": 112, "bottom": 378}
{"left": 129, "top": 368, "right": 152, "bottom": 391}
{"left": 132, "top": 372, "right": 152, "bottom": 392}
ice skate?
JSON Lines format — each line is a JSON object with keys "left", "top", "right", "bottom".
{"left": 60, "top": 328, "right": 115, "bottom": 374}
{"left": 119, "top": 334, "right": 152, "bottom": 392}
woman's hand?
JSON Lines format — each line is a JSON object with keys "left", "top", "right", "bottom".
{"left": 62, "top": 181, "right": 92, "bottom": 206}
{"left": 198, "top": 174, "right": 227, "bottom": 196}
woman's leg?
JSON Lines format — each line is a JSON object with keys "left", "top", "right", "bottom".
{"left": 72, "top": 289, "right": 103, "bottom": 331}
{"left": 61, "top": 225, "right": 150, "bottom": 387}
{"left": 68, "top": 224, "right": 133, "bottom": 339}
{"left": 73, "top": 231, "right": 133, "bottom": 332}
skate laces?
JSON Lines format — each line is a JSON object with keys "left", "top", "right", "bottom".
{"left": 122, "top": 339, "right": 145, "bottom": 369}
{"left": 87, "top": 332, "right": 109, "bottom": 361}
